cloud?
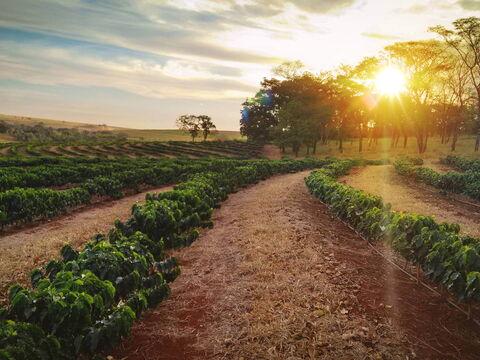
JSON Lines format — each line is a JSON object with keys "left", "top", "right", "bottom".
{"left": 290, "top": 0, "right": 358, "bottom": 13}
{"left": 217, "top": 0, "right": 358, "bottom": 19}
{"left": 0, "top": 0, "right": 475, "bottom": 130}
{"left": 398, "top": 1, "right": 457, "bottom": 14}
{"left": 457, "top": 0, "right": 480, "bottom": 10}
{"left": 0, "top": 0, "right": 280, "bottom": 65}
{"left": 406, "top": 4, "right": 429, "bottom": 13}
{"left": 0, "top": 39, "right": 258, "bottom": 101}
{"left": 361, "top": 32, "right": 403, "bottom": 41}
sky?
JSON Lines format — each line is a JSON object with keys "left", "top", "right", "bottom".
{"left": 0, "top": 0, "right": 479, "bottom": 130}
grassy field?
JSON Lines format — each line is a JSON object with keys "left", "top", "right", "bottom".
{"left": 116, "top": 128, "right": 242, "bottom": 141}
{"left": 282, "top": 135, "right": 480, "bottom": 160}
{"left": 0, "top": 114, "right": 242, "bottom": 142}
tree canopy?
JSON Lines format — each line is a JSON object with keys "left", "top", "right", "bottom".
{"left": 240, "top": 16, "right": 480, "bottom": 155}
{"left": 176, "top": 114, "right": 216, "bottom": 142}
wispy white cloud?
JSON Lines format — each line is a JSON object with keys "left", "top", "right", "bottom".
{"left": 0, "top": 40, "right": 257, "bottom": 100}
{"left": 457, "top": 0, "right": 480, "bottom": 10}
{"left": 0, "top": 0, "right": 477, "bottom": 129}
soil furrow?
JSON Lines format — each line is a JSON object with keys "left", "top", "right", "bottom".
{"left": 111, "top": 171, "right": 480, "bottom": 360}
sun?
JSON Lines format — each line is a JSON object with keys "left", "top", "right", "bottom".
{"left": 374, "top": 66, "right": 406, "bottom": 96}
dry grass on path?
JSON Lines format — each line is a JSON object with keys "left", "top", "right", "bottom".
{"left": 342, "top": 165, "right": 480, "bottom": 238}
{"left": 113, "top": 170, "right": 480, "bottom": 360}
{"left": 112, "top": 172, "right": 408, "bottom": 359}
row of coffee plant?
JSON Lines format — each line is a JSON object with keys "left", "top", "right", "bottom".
{"left": 0, "top": 157, "right": 328, "bottom": 359}
{"left": 1, "top": 140, "right": 263, "bottom": 160}
{"left": 0, "top": 157, "right": 287, "bottom": 228}
{"left": 393, "top": 157, "right": 480, "bottom": 201}
{"left": 0, "top": 158, "right": 171, "bottom": 191}
{"left": 0, "top": 159, "right": 190, "bottom": 228}
{"left": 0, "top": 142, "right": 263, "bottom": 192}
{"left": 441, "top": 155, "right": 480, "bottom": 173}
{"left": 306, "top": 160, "right": 480, "bottom": 303}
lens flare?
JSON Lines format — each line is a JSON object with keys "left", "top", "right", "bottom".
{"left": 374, "top": 66, "right": 406, "bottom": 96}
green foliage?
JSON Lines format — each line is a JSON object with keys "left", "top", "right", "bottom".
{"left": 0, "top": 157, "right": 328, "bottom": 358}
{"left": 0, "top": 320, "right": 65, "bottom": 360}
{"left": 395, "top": 156, "right": 480, "bottom": 201}
{"left": 240, "top": 74, "right": 332, "bottom": 150}
{"left": 442, "top": 155, "right": 480, "bottom": 172}
{"left": 306, "top": 159, "right": 480, "bottom": 302}
{"left": 0, "top": 187, "right": 91, "bottom": 228}
{"left": 176, "top": 115, "right": 215, "bottom": 142}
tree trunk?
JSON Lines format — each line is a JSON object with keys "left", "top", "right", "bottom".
{"left": 338, "top": 128, "right": 343, "bottom": 153}
{"left": 422, "top": 134, "right": 428, "bottom": 153}
{"left": 474, "top": 92, "right": 480, "bottom": 151}
{"left": 391, "top": 129, "right": 398, "bottom": 148}
{"left": 416, "top": 134, "right": 423, "bottom": 154}
{"left": 403, "top": 135, "right": 408, "bottom": 148}
{"left": 451, "top": 127, "right": 458, "bottom": 152}
{"left": 313, "top": 140, "right": 317, "bottom": 154}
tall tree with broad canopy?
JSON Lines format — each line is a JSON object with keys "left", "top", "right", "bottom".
{"left": 431, "top": 17, "right": 480, "bottom": 151}
{"left": 385, "top": 40, "right": 450, "bottom": 153}
{"left": 198, "top": 115, "right": 216, "bottom": 141}
{"left": 176, "top": 115, "right": 200, "bottom": 142}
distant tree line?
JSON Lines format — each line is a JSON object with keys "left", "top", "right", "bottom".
{"left": 0, "top": 121, "right": 127, "bottom": 143}
{"left": 240, "top": 17, "right": 480, "bottom": 154}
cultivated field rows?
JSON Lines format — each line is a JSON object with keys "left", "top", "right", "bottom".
{"left": 1, "top": 146, "right": 480, "bottom": 359}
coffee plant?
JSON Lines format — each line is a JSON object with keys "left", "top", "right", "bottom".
{"left": 0, "top": 157, "right": 328, "bottom": 358}
{"left": 394, "top": 157, "right": 480, "bottom": 201}
{"left": 306, "top": 160, "right": 480, "bottom": 304}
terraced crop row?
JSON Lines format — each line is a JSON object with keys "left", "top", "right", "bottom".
{"left": 306, "top": 160, "right": 480, "bottom": 304}
{"left": 0, "top": 140, "right": 262, "bottom": 159}
{"left": 441, "top": 155, "right": 480, "bottom": 173}
{"left": 0, "top": 157, "right": 327, "bottom": 359}
{"left": 394, "top": 157, "right": 480, "bottom": 201}
{"left": 0, "top": 157, "right": 285, "bottom": 229}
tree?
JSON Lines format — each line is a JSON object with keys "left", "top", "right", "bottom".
{"left": 343, "top": 57, "right": 381, "bottom": 152}
{"left": 435, "top": 51, "right": 473, "bottom": 151}
{"left": 385, "top": 40, "right": 449, "bottom": 153}
{"left": 267, "top": 72, "right": 332, "bottom": 153}
{"left": 198, "top": 115, "right": 216, "bottom": 141}
{"left": 240, "top": 90, "right": 277, "bottom": 142}
{"left": 274, "top": 100, "right": 311, "bottom": 156}
{"left": 176, "top": 115, "right": 200, "bottom": 142}
{"left": 431, "top": 17, "right": 480, "bottom": 151}
{"left": 272, "top": 60, "right": 305, "bottom": 80}
{"left": 326, "top": 65, "right": 364, "bottom": 153}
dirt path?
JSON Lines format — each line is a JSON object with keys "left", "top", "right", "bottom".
{"left": 342, "top": 165, "right": 480, "bottom": 237}
{"left": 262, "top": 144, "right": 282, "bottom": 159}
{"left": 0, "top": 185, "right": 172, "bottom": 303}
{"left": 423, "top": 159, "right": 456, "bottom": 174}
{"left": 111, "top": 171, "right": 480, "bottom": 360}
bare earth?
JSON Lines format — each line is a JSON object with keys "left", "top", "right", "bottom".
{"left": 422, "top": 159, "right": 456, "bottom": 174}
{"left": 0, "top": 185, "right": 172, "bottom": 303}
{"left": 342, "top": 165, "right": 480, "bottom": 238}
{"left": 111, "top": 171, "right": 480, "bottom": 360}
{"left": 262, "top": 144, "right": 282, "bottom": 159}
